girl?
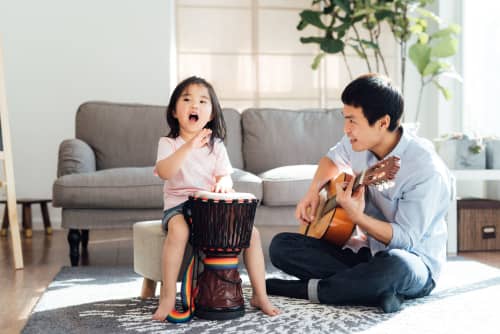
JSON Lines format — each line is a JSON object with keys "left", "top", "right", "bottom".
{"left": 152, "top": 76, "right": 279, "bottom": 320}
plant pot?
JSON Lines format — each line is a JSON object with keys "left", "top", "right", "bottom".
{"left": 435, "top": 138, "right": 486, "bottom": 169}
{"left": 485, "top": 139, "right": 500, "bottom": 169}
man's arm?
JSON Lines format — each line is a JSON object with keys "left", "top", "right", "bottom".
{"left": 296, "top": 157, "right": 340, "bottom": 225}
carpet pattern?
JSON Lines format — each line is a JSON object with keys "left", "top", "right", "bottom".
{"left": 23, "top": 260, "right": 500, "bottom": 334}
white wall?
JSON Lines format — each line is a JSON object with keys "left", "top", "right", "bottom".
{"left": 0, "top": 0, "right": 174, "bottom": 228}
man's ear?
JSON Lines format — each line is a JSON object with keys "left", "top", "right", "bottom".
{"left": 379, "top": 115, "right": 391, "bottom": 130}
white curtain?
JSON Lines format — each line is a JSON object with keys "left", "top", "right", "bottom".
{"left": 463, "top": 1, "right": 500, "bottom": 137}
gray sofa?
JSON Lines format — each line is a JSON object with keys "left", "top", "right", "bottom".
{"left": 53, "top": 101, "right": 344, "bottom": 265}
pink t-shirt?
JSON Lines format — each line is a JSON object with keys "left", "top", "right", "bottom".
{"left": 155, "top": 136, "right": 233, "bottom": 210}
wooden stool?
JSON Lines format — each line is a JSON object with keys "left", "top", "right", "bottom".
{"left": 0, "top": 199, "right": 52, "bottom": 238}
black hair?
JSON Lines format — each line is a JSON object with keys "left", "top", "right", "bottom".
{"left": 341, "top": 73, "right": 403, "bottom": 131}
{"left": 166, "top": 76, "right": 227, "bottom": 149}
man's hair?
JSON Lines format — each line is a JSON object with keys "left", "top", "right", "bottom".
{"left": 341, "top": 73, "right": 403, "bottom": 131}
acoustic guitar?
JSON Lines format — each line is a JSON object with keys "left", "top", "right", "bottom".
{"left": 299, "top": 156, "right": 400, "bottom": 246}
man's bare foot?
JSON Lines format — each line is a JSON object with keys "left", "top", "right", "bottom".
{"left": 250, "top": 294, "right": 280, "bottom": 316}
{"left": 152, "top": 297, "right": 175, "bottom": 321}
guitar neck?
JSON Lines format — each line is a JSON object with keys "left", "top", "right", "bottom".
{"left": 320, "top": 170, "right": 365, "bottom": 217}
{"left": 352, "top": 172, "right": 364, "bottom": 191}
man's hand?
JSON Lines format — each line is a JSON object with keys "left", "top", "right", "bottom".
{"left": 335, "top": 176, "right": 365, "bottom": 223}
{"left": 295, "top": 190, "right": 320, "bottom": 225}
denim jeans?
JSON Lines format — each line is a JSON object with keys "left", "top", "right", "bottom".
{"left": 269, "top": 232, "right": 435, "bottom": 305}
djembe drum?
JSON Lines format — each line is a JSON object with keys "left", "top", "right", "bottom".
{"left": 188, "top": 190, "right": 258, "bottom": 320}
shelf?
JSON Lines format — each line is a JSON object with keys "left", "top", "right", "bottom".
{"left": 451, "top": 169, "right": 500, "bottom": 180}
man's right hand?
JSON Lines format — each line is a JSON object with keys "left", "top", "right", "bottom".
{"left": 295, "top": 190, "right": 320, "bottom": 226}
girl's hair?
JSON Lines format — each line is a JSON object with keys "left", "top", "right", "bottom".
{"left": 166, "top": 76, "right": 227, "bottom": 149}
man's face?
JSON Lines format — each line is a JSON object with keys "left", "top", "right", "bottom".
{"left": 342, "top": 104, "right": 384, "bottom": 152}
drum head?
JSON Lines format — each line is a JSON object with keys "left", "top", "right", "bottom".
{"left": 193, "top": 190, "right": 256, "bottom": 201}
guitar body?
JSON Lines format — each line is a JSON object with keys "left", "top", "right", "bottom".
{"left": 299, "top": 173, "right": 355, "bottom": 247}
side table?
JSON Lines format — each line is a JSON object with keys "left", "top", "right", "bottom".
{"left": 0, "top": 198, "right": 52, "bottom": 238}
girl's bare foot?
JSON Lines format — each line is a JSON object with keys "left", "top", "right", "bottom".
{"left": 152, "top": 297, "right": 175, "bottom": 321}
{"left": 250, "top": 294, "right": 280, "bottom": 316}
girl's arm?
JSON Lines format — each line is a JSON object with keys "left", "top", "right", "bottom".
{"left": 156, "top": 129, "right": 212, "bottom": 180}
{"left": 212, "top": 174, "right": 233, "bottom": 193}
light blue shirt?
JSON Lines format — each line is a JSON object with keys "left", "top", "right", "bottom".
{"left": 326, "top": 126, "right": 452, "bottom": 281}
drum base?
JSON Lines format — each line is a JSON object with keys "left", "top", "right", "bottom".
{"left": 195, "top": 305, "right": 245, "bottom": 320}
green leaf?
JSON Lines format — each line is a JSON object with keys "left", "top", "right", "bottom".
{"left": 350, "top": 44, "right": 367, "bottom": 59}
{"left": 297, "top": 19, "right": 308, "bottom": 31}
{"left": 416, "top": 8, "right": 441, "bottom": 23}
{"left": 300, "top": 10, "right": 326, "bottom": 29}
{"left": 431, "top": 37, "right": 458, "bottom": 58}
{"left": 375, "top": 9, "right": 393, "bottom": 21}
{"left": 431, "top": 24, "right": 461, "bottom": 39}
{"left": 300, "top": 36, "right": 324, "bottom": 45}
{"left": 418, "top": 33, "right": 429, "bottom": 44}
{"left": 320, "top": 38, "right": 345, "bottom": 53}
{"left": 433, "top": 80, "right": 452, "bottom": 100}
{"left": 311, "top": 52, "right": 325, "bottom": 70}
{"left": 360, "top": 39, "right": 379, "bottom": 50}
{"left": 422, "top": 61, "right": 442, "bottom": 76}
{"left": 409, "top": 43, "right": 431, "bottom": 74}
{"left": 409, "top": 24, "right": 423, "bottom": 34}
{"left": 333, "top": 0, "right": 351, "bottom": 14}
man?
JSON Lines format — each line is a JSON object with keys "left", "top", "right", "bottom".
{"left": 266, "top": 74, "right": 452, "bottom": 313}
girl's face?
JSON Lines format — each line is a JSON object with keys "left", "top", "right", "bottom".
{"left": 174, "top": 84, "right": 213, "bottom": 138}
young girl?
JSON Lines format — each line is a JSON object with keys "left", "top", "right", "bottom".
{"left": 152, "top": 76, "right": 279, "bottom": 320}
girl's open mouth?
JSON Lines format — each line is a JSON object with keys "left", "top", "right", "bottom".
{"left": 189, "top": 114, "right": 199, "bottom": 122}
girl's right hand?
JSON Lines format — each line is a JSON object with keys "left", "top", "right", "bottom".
{"left": 188, "top": 128, "right": 212, "bottom": 149}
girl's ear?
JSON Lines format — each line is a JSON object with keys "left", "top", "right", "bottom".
{"left": 172, "top": 108, "right": 178, "bottom": 119}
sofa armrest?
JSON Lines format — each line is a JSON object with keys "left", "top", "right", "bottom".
{"left": 57, "top": 139, "right": 96, "bottom": 177}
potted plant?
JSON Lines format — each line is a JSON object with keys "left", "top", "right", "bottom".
{"left": 297, "top": 0, "right": 461, "bottom": 123}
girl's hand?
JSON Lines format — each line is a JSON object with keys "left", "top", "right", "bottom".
{"left": 188, "top": 128, "right": 212, "bottom": 149}
{"left": 335, "top": 176, "right": 365, "bottom": 223}
{"left": 212, "top": 175, "right": 234, "bottom": 193}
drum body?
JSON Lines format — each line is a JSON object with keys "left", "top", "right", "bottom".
{"left": 187, "top": 191, "right": 258, "bottom": 320}
{"left": 189, "top": 191, "right": 258, "bottom": 255}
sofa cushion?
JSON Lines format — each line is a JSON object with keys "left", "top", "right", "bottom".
{"left": 76, "top": 102, "right": 166, "bottom": 170}
{"left": 259, "top": 165, "right": 317, "bottom": 206}
{"left": 241, "top": 108, "right": 344, "bottom": 174}
{"left": 76, "top": 102, "right": 242, "bottom": 170}
{"left": 223, "top": 109, "right": 244, "bottom": 169}
{"left": 53, "top": 167, "right": 163, "bottom": 209}
{"left": 231, "top": 168, "right": 263, "bottom": 201}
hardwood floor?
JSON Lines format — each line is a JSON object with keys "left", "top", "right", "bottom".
{"left": 1, "top": 229, "right": 500, "bottom": 334}
{"left": 0, "top": 229, "right": 133, "bottom": 334}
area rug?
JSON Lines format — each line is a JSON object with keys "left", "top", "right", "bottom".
{"left": 23, "top": 259, "right": 500, "bottom": 334}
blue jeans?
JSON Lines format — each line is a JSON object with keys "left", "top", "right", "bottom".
{"left": 269, "top": 232, "right": 435, "bottom": 305}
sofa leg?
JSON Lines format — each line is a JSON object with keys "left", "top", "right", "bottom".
{"left": 81, "top": 229, "right": 89, "bottom": 250}
{"left": 68, "top": 229, "right": 81, "bottom": 266}
{"left": 141, "top": 278, "right": 157, "bottom": 299}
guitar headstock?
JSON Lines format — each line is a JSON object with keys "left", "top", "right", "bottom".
{"left": 361, "top": 156, "right": 400, "bottom": 190}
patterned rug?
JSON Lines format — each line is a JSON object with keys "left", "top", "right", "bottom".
{"left": 22, "top": 259, "right": 500, "bottom": 334}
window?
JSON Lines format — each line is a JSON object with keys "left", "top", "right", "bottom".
{"left": 462, "top": 0, "right": 500, "bottom": 136}
{"left": 176, "top": 0, "right": 398, "bottom": 110}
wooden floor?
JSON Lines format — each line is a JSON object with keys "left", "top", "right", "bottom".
{"left": 2, "top": 229, "right": 500, "bottom": 334}
{"left": 0, "top": 229, "right": 133, "bottom": 334}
